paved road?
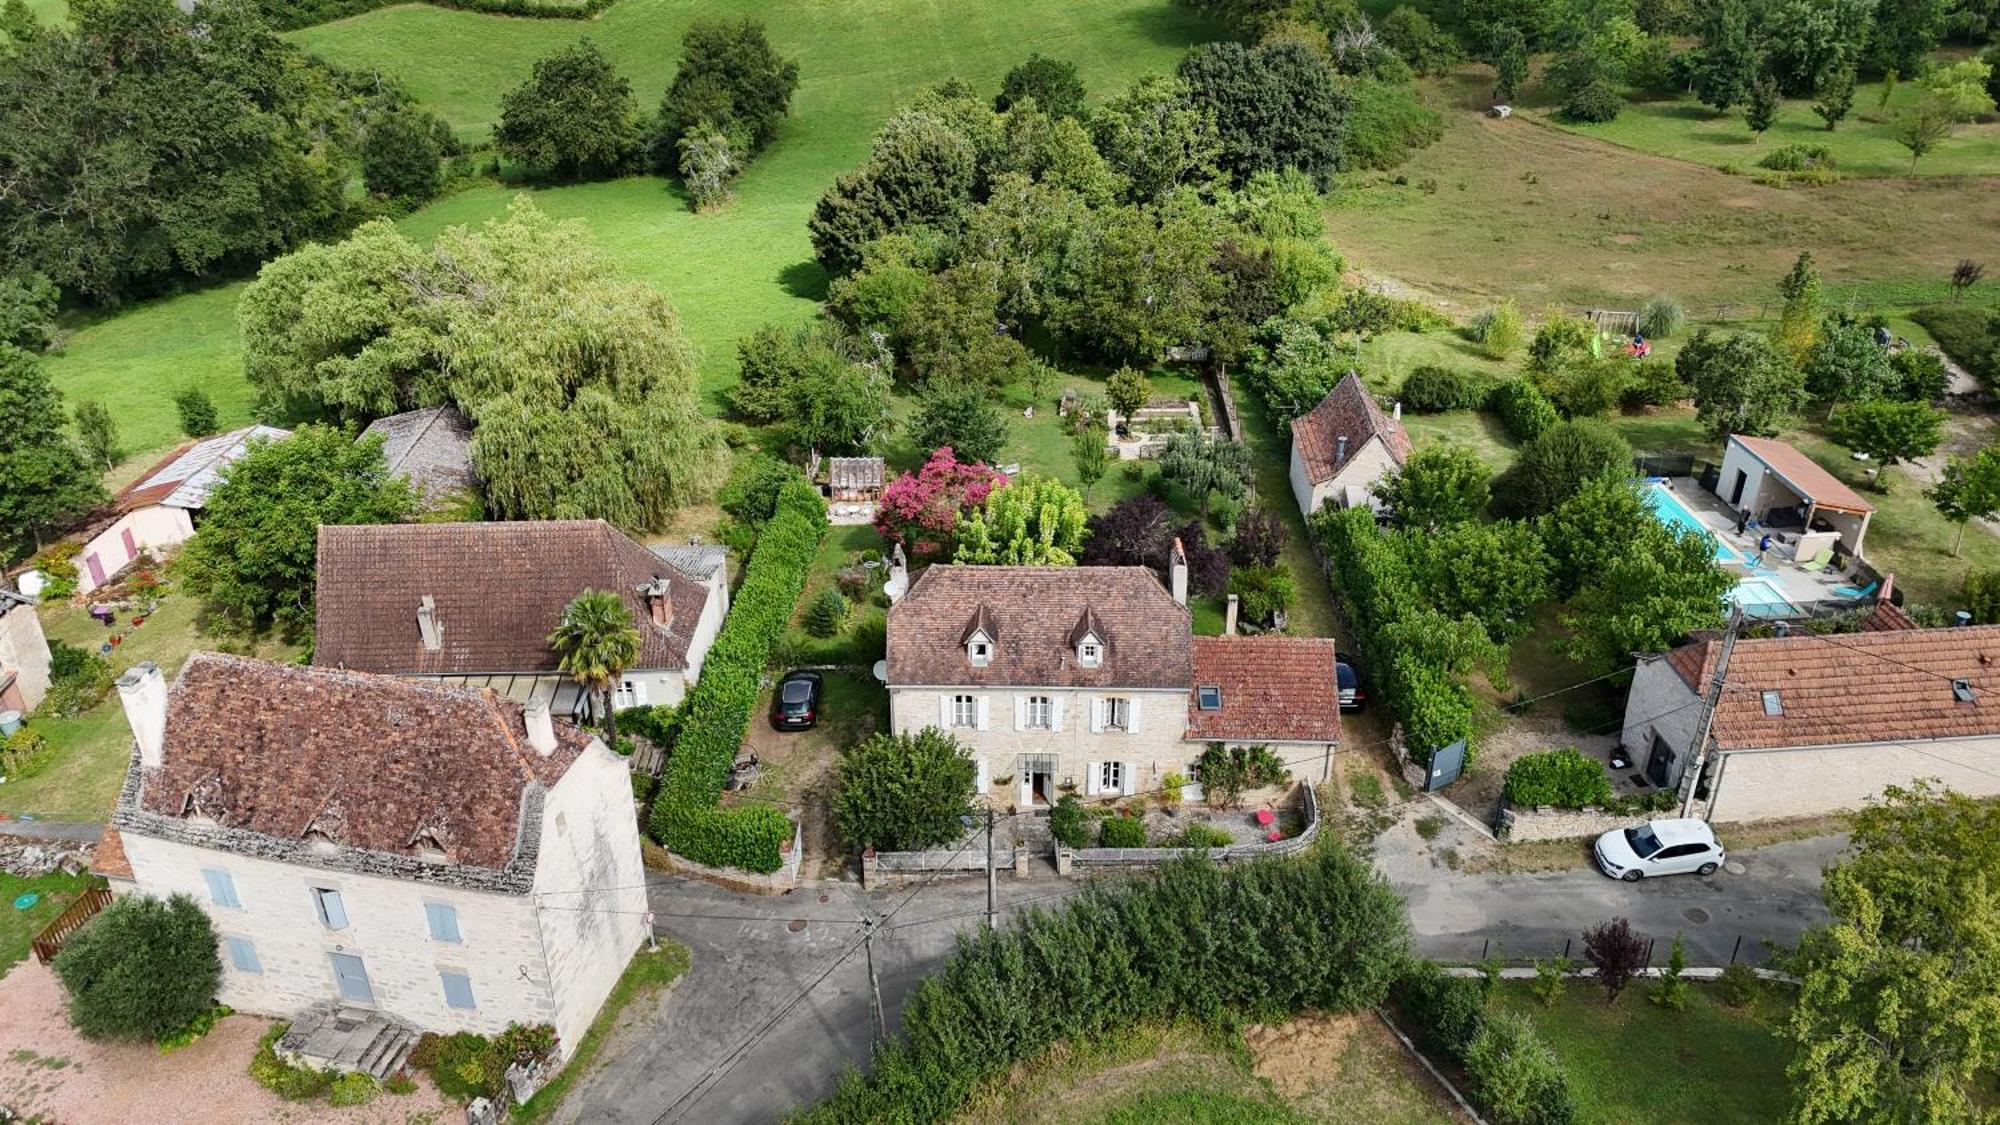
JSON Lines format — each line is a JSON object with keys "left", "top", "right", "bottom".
{"left": 561, "top": 832, "right": 1844, "bottom": 1123}
{"left": 0, "top": 818, "right": 103, "bottom": 843}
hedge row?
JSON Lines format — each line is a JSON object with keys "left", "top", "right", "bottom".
{"left": 1490, "top": 379, "right": 1559, "bottom": 442}
{"left": 1314, "top": 505, "right": 1476, "bottom": 766}
{"left": 252, "top": 0, "right": 606, "bottom": 29}
{"left": 1395, "top": 964, "right": 1578, "bottom": 1125}
{"left": 646, "top": 477, "right": 827, "bottom": 872}
{"left": 799, "top": 850, "right": 1410, "bottom": 1123}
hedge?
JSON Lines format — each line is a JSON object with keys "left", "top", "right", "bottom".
{"left": 1400, "top": 365, "right": 1487, "bottom": 412}
{"left": 1502, "top": 748, "right": 1614, "bottom": 809}
{"left": 1394, "top": 963, "right": 1578, "bottom": 1125}
{"left": 647, "top": 477, "right": 827, "bottom": 872}
{"left": 1490, "top": 379, "right": 1560, "bottom": 443}
{"left": 251, "top": 0, "right": 607, "bottom": 29}
{"left": 799, "top": 850, "right": 1410, "bottom": 1123}
{"left": 1911, "top": 304, "right": 1999, "bottom": 389}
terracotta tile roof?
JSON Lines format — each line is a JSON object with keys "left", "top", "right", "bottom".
{"left": 887, "top": 566, "right": 1191, "bottom": 689}
{"left": 1860, "top": 600, "right": 1918, "bottom": 632}
{"left": 1186, "top": 636, "right": 1343, "bottom": 743}
{"left": 314, "top": 521, "right": 709, "bottom": 676}
{"left": 91, "top": 826, "right": 132, "bottom": 880}
{"left": 1729, "top": 435, "right": 1874, "bottom": 514}
{"left": 1663, "top": 624, "right": 2000, "bottom": 750}
{"left": 136, "top": 653, "right": 591, "bottom": 871}
{"left": 1291, "top": 373, "right": 1410, "bottom": 485}
{"left": 117, "top": 426, "right": 291, "bottom": 512}
{"left": 360, "top": 406, "right": 476, "bottom": 504}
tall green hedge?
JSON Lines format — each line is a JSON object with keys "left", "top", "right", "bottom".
{"left": 799, "top": 849, "right": 1410, "bottom": 1123}
{"left": 1502, "top": 747, "right": 1614, "bottom": 808}
{"left": 647, "top": 477, "right": 827, "bottom": 872}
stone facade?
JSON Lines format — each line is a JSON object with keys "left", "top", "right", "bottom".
{"left": 1288, "top": 435, "right": 1400, "bottom": 521}
{"left": 1617, "top": 657, "right": 1706, "bottom": 789}
{"left": 1496, "top": 804, "right": 1651, "bottom": 844}
{"left": 0, "top": 594, "right": 51, "bottom": 714}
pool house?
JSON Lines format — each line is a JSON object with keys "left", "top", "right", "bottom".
{"left": 1713, "top": 435, "right": 1874, "bottom": 565}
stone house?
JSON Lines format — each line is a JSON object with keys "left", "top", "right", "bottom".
{"left": 314, "top": 521, "right": 728, "bottom": 716}
{"left": 102, "top": 653, "right": 647, "bottom": 1057}
{"left": 75, "top": 425, "right": 291, "bottom": 595}
{"left": 1620, "top": 606, "right": 2000, "bottom": 821}
{"left": 884, "top": 554, "right": 1341, "bottom": 809}
{"left": 359, "top": 405, "right": 477, "bottom": 511}
{"left": 0, "top": 587, "right": 50, "bottom": 714}
{"left": 1287, "top": 373, "right": 1410, "bottom": 521}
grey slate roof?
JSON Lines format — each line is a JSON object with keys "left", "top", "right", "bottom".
{"left": 649, "top": 542, "right": 730, "bottom": 580}
{"left": 361, "top": 406, "right": 477, "bottom": 504}
{"left": 121, "top": 425, "right": 292, "bottom": 511}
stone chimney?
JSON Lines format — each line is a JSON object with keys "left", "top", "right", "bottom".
{"left": 523, "top": 697, "right": 557, "bottom": 756}
{"left": 640, "top": 578, "right": 673, "bottom": 629}
{"left": 1336, "top": 435, "right": 1348, "bottom": 465}
{"left": 1392, "top": 401, "right": 1403, "bottom": 422}
{"left": 1169, "top": 538, "right": 1188, "bottom": 606}
{"left": 417, "top": 595, "right": 442, "bottom": 652}
{"left": 1225, "top": 594, "right": 1239, "bottom": 636}
{"left": 885, "top": 542, "right": 910, "bottom": 603}
{"left": 116, "top": 661, "right": 168, "bottom": 769}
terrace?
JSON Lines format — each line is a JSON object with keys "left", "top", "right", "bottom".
{"left": 1643, "top": 478, "right": 1880, "bottom": 617}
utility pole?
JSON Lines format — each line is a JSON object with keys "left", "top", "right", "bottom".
{"left": 1679, "top": 607, "right": 1743, "bottom": 819}
{"left": 863, "top": 922, "right": 886, "bottom": 1052}
{"left": 985, "top": 808, "right": 998, "bottom": 932}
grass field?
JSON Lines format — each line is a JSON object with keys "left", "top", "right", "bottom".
{"left": 0, "top": 871, "right": 98, "bottom": 973}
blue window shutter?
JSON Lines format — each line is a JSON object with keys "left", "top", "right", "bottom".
{"left": 440, "top": 970, "right": 476, "bottom": 1010}
{"left": 226, "top": 936, "right": 261, "bottom": 973}
{"left": 425, "top": 902, "right": 461, "bottom": 943}
{"left": 315, "top": 888, "right": 348, "bottom": 931}
{"left": 202, "top": 869, "right": 240, "bottom": 909}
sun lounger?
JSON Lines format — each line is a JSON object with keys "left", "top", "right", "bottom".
{"left": 1797, "top": 548, "right": 1833, "bottom": 572}
{"left": 1833, "top": 580, "right": 1880, "bottom": 600}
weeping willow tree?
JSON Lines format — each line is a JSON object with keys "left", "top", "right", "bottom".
{"left": 238, "top": 197, "right": 726, "bottom": 529}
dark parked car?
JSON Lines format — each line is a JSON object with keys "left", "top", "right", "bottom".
{"left": 771, "top": 671, "right": 823, "bottom": 731}
{"left": 1336, "top": 653, "right": 1365, "bottom": 712}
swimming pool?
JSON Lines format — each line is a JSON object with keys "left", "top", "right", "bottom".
{"left": 1642, "top": 482, "right": 1744, "bottom": 565}
{"left": 1727, "top": 577, "right": 1800, "bottom": 619}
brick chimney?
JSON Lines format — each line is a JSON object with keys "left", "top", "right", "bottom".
{"left": 639, "top": 578, "right": 673, "bottom": 629}
{"left": 417, "top": 595, "right": 442, "bottom": 652}
{"left": 116, "top": 661, "right": 167, "bottom": 768}
{"left": 1169, "top": 538, "right": 1188, "bottom": 606}
{"left": 523, "top": 697, "right": 557, "bottom": 756}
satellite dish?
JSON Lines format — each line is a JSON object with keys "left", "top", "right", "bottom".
{"left": 871, "top": 660, "right": 889, "bottom": 684}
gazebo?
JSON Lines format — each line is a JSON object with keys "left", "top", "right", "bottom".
{"left": 1715, "top": 435, "right": 1875, "bottom": 561}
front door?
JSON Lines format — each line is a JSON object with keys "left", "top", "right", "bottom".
{"left": 1728, "top": 469, "right": 1748, "bottom": 506}
{"left": 1645, "top": 736, "right": 1676, "bottom": 789}
{"left": 329, "top": 952, "right": 374, "bottom": 1004}
{"left": 84, "top": 552, "right": 106, "bottom": 588}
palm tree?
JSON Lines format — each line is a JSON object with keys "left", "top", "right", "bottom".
{"left": 548, "top": 589, "right": 643, "bottom": 746}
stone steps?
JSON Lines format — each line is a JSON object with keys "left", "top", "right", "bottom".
{"left": 279, "top": 1002, "right": 418, "bottom": 1081}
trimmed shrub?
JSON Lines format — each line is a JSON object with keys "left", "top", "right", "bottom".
{"left": 52, "top": 893, "right": 221, "bottom": 1042}
{"left": 1637, "top": 296, "right": 1685, "bottom": 339}
{"left": 1049, "top": 794, "right": 1090, "bottom": 849}
{"left": 832, "top": 728, "right": 977, "bottom": 852}
{"left": 649, "top": 475, "right": 827, "bottom": 871}
{"left": 1098, "top": 815, "right": 1146, "bottom": 848}
{"left": 1716, "top": 961, "right": 1760, "bottom": 1008}
{"left": 1167, "top": 822, "right": 1234, "bottom": 849}
{"left": 1563, "top": 78, "right": 1623, "bottom": 122}
{"left": 1395, "top": 961, "right": 1488, "bottom": 1060}
{"left": 1503, "top": 748, "right": 1614, "bottom": 808}
{"left": 1400, "top": 365, "right": 1484, "bottom": 412}
{"left": 1492, "top": 419, "right": 1632, "bottom": 518}
{"left": 1463, "top": 1010, "right": 1578, "bottom": 1125}
{"left": 1491, "top": 380, "right": 1559, "bottom": 442}
{"left": 804, "top": 588, "right": 849, "bottom": 638}
{"left": 174, "top": 388, "right": 218, "bottom": 437}
{"left": 1619, "top": 358, "right": 1685, "bottom": 409}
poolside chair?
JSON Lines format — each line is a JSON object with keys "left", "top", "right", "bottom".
{"left": 1833, "top": 580, "right": 1880, "bottom": 600}
{"left": 1797, "top": 548, "right": 1833, "bottom": 572}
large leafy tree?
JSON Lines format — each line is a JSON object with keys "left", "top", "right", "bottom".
{"left": 1828, "top": 400, "right": 1945, "bottom": 470}
{"left": 1687, "top": 0, "right": 1759, "bottom": 113}
{"left": 239, "top": 200, "right": 726, "bottom": 529}
{"left": 1679, "top": 329, "right": 1807, "bottom": 440}
{"left": 1804, "top": 319, "right": 1894, "bottom": 407}
{"left": 1402, "top": 520, "right": 1552, "bottom": 643}
{"left": 1539, "top": 474, "right": 1651, "bottom": 597}
{"left": 1177, "top": 40, "right": 1349, "bottom": 188}
{"left": 0, "top": 0, "right": 347, "bottom": 301}
{"left": 832, "top": 727, "right": 977, "bottom": 852}
{"left": 1758, "top": 0, "right": 1872, "bottom": 96}
{"left": 1492, "top": 419, "right": 1632, "bottom": 518}
{"left": 1927, "top": 446, "right": 2000, "bottom": 556}
{"left": 954, "top": 474, "right": 1087, "bottom": 565}
{"left": 495, "top": 40, "right": 641, "bottom": 179}
{"left": 903, "top": 262, "right": 1034, "bottom": 387}
{"left": 1055, "top": 194, "right": 1226, "bottom": 363}
{"left": 361, "top": 110, "right": 443, "bottom": 205}
{"left": 1561, "top": 522, "right": 1731, "bottom": 671}
{"left": 52, "top": 894, "right": 220, "bottom": 1042}
{"left": 995, "top": 53, "right": 1086, "bottom": 120}
{"left": 1377, "top": 443, "right": 1492, "bottom": 530}
{"left": 1244, "top": 317, "right": 1344, "bottom": 423}
{"left": 809, "top": 107, "right": 979, "bottom": 274}
{"left": 910, "top": 381, "right": 1008, "bottom": 467}
{"left": 1782, "top": 783, "right": 2000, "bottom": 1124}
{"left": 0, "top": 347, "right": 105, "bottom": 559}
{"left": 654, "top": 19, "right": 799, "bottom": 162}
{"left": 787, "top": 352, "right": 889, "bottom": 455}
{"left": 180, "top": 426, "right": 413, "bottom": 636}
{"left": 1090, "top": 74, "right": 1222, "bottom": 203}
{"left": 548, "top": 588, "right": 643, "bottom": 746}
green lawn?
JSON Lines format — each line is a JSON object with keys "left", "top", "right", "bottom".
{"left": 1492, "top": 980, "right": 1793, "bottom": 1125}
{"left": 1537, "top": 77, "right": 2000, "bottom": 180}
{"left": 1232, "top": 370, "right": 1340, "bottom": 637}
{"left": 0, "top": 871, "right": 98, "bottom": 973}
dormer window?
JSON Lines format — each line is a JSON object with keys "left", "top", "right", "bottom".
{"left": 1078, "top": 638, "right": 1102, "bottom": 668}
{"left": 962, "top": 606, "right": 999, "bottom": 668}
{"left": 968, "top": 634, "right": 994, "bottom": 667}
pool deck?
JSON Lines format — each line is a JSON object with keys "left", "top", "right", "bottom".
{"left": 1650, "top": 478, "right": 1871, "bottom": 611}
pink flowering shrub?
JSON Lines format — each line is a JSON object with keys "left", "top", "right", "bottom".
{"left": 875, "top": 447, "right": 1007, "bottom": 561}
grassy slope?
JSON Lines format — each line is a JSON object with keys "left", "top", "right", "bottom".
{"left": 0, "top": 871, "right": 97, "bottom": 972}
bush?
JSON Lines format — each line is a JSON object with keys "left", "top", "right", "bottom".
{"left": 804, "top": 588, "right": 849, "bottom": 638}
{"left": 1491, "top": 380, "right": 1560, "bottom": 443}
{"left": 832, "top": 728, "right": 976, "bottom": 852}
{"left": 174, "top": 388, "right": 218, "bottom": 437}
{"left": 1098, "top": 815, "right": 1147, "bottom": 848}
{"left": 1563, "top": 78, "right": 1624, "bottom": 122}
{"left": 52, "top": 894, "right": 221, "bottom": 1042}
{"left": 156, "top": 1003, "right": 231, "bottom": 1053}
{"left": 1463, "top": 1010, "right": 1578, "bottom": 1125}
{"left": 250, "top": 1023, "right": 335, "bottom": 1101}
{"left": 1049, "top": 794, "right": 1090, "bottom": 849}
{"left": 648, "top": 475, "right": 827, "bottom": 871}
{"left": 328, "top": 1072, "right": 380, "bottom": 1107}
{"left": 1503, "top": 748, "right": 1614, "bottom": 808}
{"left": 406, "top": 1032, "right": 445, "bottom": 1071}
{"left": 1716, "top": 961, "right": 1761, "bottom": 1008}
{"left": 1757, "top": 144, "right": 1836, "bottom": 173}
{"left": 799, "top": 849, "right": 1411, "bottom": 1123}
{"left": 1531, "top": 958, "right": 1569, "bottom": 1008}
{"left": 431, "top": 1032, "right": 505, "bottom": 1102}
{"left": 1471, "top": 299, "right": 1525, "bottom": 359}
{"left": 45, "top": 639, "right": 114, "bottom": 717}
{"left": 1167, "top": 822, "right": 1234, "bottom": 849}
{"left": 1966, "top": 569, "right": 2000, "bottom": 624}
{"left": 1637, "top": 296, "right": 1685, "bottom": 339}
{"left": 1911, "top": 304, "right": 1999, "bottom": 389}
{"left": 0, "top": 727, "right": 56, "bottom": 779}
{"left": 1493, "top": 419, "right": 1632, "bottom": 518}
{"left": 1395, "top": 961, "right": 1488, "bottom": 1061}
{"left": 1619, "top": 359, "right": 1685, "bottom": 409}
{"left": 1343, "top": 77, "right": 1446, "bottom": 170}
{"left": 1191, "top": 742, "right": 1289, "bottom": 807}
{"left": 1650, "top": 934, "right": 1688, "bottom": 1011}
{"left": 1400, "top": 365, "right": 1484, "bottom": 412}
{"left": 1583, "top": 917, "right": 1648, "bottom": 1004}
{"left": 1227, "top": 565, "right": 1294, "bottom": 627}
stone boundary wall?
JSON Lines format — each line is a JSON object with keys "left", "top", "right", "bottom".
{"left": 1069, "top": 784, "right": 1320, "bottom": 870}
{"left": 1496, "top": 801, "right": 1650, "bottom": 844}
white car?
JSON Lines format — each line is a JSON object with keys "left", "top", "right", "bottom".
{"left": 1594, "top": 818, "right": 1725, "bottom": 882}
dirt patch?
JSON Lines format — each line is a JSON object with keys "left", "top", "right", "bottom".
{"left": 1245, "top": 1012, "right": 1360, "bottom": 1098}
{"left": 1247, "top": 1012, "right": 1460, "bottom": 1124}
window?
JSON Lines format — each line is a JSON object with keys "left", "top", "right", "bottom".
{"left": 1104, "top": 697, "right": 1130, "bottom": 731}
{"left": 1954, "top": 678, "right": 1976, "bottom": 704}
{"left": 951, "top": 694, "right": 977, "bottom": 728}
{"left": 201, "top": 868, "right": 241, "bottom": 909}
{"left": 1098, "top": 761, "right": 1124, "bottom": 794}
{"left": 311, "top": 887, "right": 349, "bottom": 931}
{"left": 224, "top": 936, "right": 261, "bottom": 974}
{"left": 439, "top": 970, "right": 476, "bottom": 1011}
{"left": 1197, "top": 685, "right": 1222, "bottom": 711}
{"left": 969, "top": 641, "right": 992, "bottom": 666}
{"left": 614, "top": 678, "right": 646, "bottom": 708}
{"left": 425, "top": 902, "right": 462, "bottom": 944}
{"left": 1078, "top": 642, "right": 1101, "bottom": 668}
{"left": 1760, "top": 690, "right": 1783, "bottom": 716}
{"left": 1026, "top": 696, "right": 1053, "bottom": 730}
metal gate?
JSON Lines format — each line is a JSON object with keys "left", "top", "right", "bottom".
{"left": 1424, "top": 739, "right": 1467, "bottom": 792}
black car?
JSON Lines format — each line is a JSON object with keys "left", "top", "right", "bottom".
{"left": 1336, "top": 653, "right": 1366, "bottom": 713}
{"left": 771, "top": 671, "right": 823, "bottom": 731}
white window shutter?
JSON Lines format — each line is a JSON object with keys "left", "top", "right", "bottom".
{"left": 1121, "top": 762, "right": 1138, "bottom": 796}
{"left": 1088, "top": 699, "right": 1104, "bottom": 733}
{"left": 1128, "top": 698, "right": 1143, "bottom": 733}
{"left": 633, "top": 679, "right": 648, "bottom": 705}
{"left": 1020, "top": 773, "right": 1033, "bottom": 807}
{"left": 1013, "top": 695, "right": 1026, "bottom": 731}
{"left": 939, "top": 694, "right": 952, "bottom": 728}
{"left": 976, "top": 696, "right": 990, "bottom": 731}
{"left": 1050, "top": 697, "right": 1065, "bottom": 732}
{"left": 1085, "top": 762, "right": 1100, "bottom": 796}
{"left": 975, "top": 757, "right": 989, "bottom": 794}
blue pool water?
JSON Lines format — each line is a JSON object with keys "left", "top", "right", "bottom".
{"left": 1643, "top": 482, "right": 1744, "bottom": 565}
{"left": 1727, "top": 577, "right": 1799, "bottom": 619}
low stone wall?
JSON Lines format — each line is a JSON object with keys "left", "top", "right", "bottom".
{"left": 1069, "top": 784, "right": 1320, "bottom": 870}
{"left": 1496, "top": 802, "right": 1649, "bottom": 844}
{"left": 662, "top": 821, "right": 802, "bottom": 895}
{"left": 863, "top": 845, "right": 1022, "bottom": 887}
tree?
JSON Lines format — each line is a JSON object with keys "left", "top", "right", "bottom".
{"left": 1487, "top": 26, "right": 1529, "bottom": 102}
{"left": 52, "top": 893, "right": 220, "bottom": 1042}
{"left": 180, "top": 425, "right": 414, "bottom": 636}
{"left": 74, "top": 400, "right": 117, "bottom": 471}
{"left": 362, "top": 110, "right": 443, "bottom": 204}
{"left": 1782, "top": 783, "right": 2000, "bottom": 1123}
{"left": 1689, "top": 0, "right": 1758, "bottom": 113}
{"left": 810, "top": 107, "right": 979, "bottom": 274}
{"left": 1158, "top": 430, "right": 1250, "bottom": 513}
{"left": 1927, "top": 447, "right": 2000, "bottom": 556}
{"left": 1229, "top": 506, "right": 1287, "bottom": 567}
{"left": 1055, "top": 196, "right": 1226, "bottom": 363}
{"left": 874, "top": 447, "right": 1007, "bottom": 560}
{"left": 1951, "top": 260, "right": 1987, "bottom": 302}
{"left": 1865, "top": 0, "right": 1948, "bottom": 76}
{"left": 1758, "top": 0, "right": 1871, "bottom": 96}
{"left": 832, "top": 728, "right": 977, "bottom": 852}
{"left": 1744, "top": 72, "right": 1781, "bottom": 134}
{"left": 1679, "top": 329, "right": 1807, "bottom": 440}
{"left": 1812, "top": 68, "right": 1856, "bottom": 130}
{"left": 910, "top": 382, "right": 1008, "bottom": 466}
{"left": 1919, "top": 59, "right": 1998, "bottom": 123}
{"left": 495, "top": 40, "right": 640, "bottom": 179}
{"left": 955, "top": 475, "right": 1087, "bottom": 565}
{"left": 903, "top": 263, "right": 1034, "bottom": 387}
{"left": 1775, "top": 251, "right": 1823, "bottom": 365}
{"left": 1540, "top": 474, "right": 1651, "bottom": 596}
{"left": 1480, "top": 298, "right": 1525, "bottom": 359}
{"left": 1892, "top": 96, "right": 1958, "bottom": 174}
{"left": 655, "top": 19, "right": 799, "bottom": 160}
{"left": 175, "top": 389, "right": 218, "bottom": 438}
{"left": 0, "top": 347, "right": 104, "bottom": 558}
{"left": 0, "top": 272, "right": 58, "bottom": 352}
{"left": 1403, "top": 521, "right": 1553, "bottom": 643}
{"left": 548, "top": 589, "right": 642, "bottom": 747}
{"left": 1090, "top": 74, "right": 1222, "bottom": 203}
{"left": 1493, "top": 419, "right": 1632, "bottom": 518}
{"left": 1801, "top": 322, "right": 1892, "bottom": 414}
{"left": 1651, "top": 934, "right": 1689, "bottom": 1010}
{"left": 1178, "top": 40, "right": 1349, "bottom": 188}
{"left": 1562, "top": 522, "right": 1732, "bottom": 670}
{"left": 1582, "top": 917, "right": 1648, "bottom": 1004}
{"left": 734, "top": 321, "right": 861, "bottom": 423}
{"left": 787, "top": 354, "right": 889, "bottom": 455}
{"left": 996, "top": 54, "right": 1085, "bottom": 120}
{"left": 1071, "top": 424, "right": 1109, "bottom": 501}
{"left": 1105, "top": 366, "right": 1152, "bottom": 426}
{"left": 1526, "top": 311, "right": 1596, "bottom": 376}
{"left": 1377, "top": 443, "right": 1491, "bottom": 530}
{"left": 677, "top": 124, "right": 741, "bottom": 211}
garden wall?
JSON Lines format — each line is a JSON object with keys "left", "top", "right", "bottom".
{"left": 1070, "top": 784, "right": 1320, "bottom": 869}
{"left": 1496, "top": 801, "right": 1650, "bottom": 844}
